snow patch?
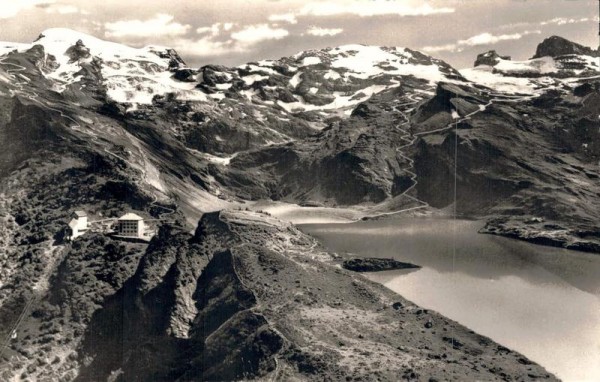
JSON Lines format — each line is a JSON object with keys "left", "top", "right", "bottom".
{"left": 289, "top": 72, "right": 302, "bottom": 88}
{"left": 215, "top": 83, "right": 232, "bottom": 90}
{"left": 245, "top": 64, "right": 279, "bottom": 76}
{"left": 302, "top": 56, "right": 322, "bottom": 66}
{"left": 0, "top": 42, "right": 29, "bottom": 55}
{"left": 277, "top": 84, "right": 391, "bottom": 113}
{"left": 324, "top": 70, "right": 341, "bottom": 80}
{"left": 242, "top": 73, "right": 269, "bottom": 85}
{"left": 77, "top": 116, "right": 93, "bottom": 124}
{"left": 3, "top": 28, "right": 214, "bottom": 105}
{"left": 329, "top": 45, "right": 446, "bottom": 83}
{"left": 460, "top": 66, "right": 536, "bottom": 94}
{"left": 494, "top": 57, "right": 557, "bottom": 75}
{"left": 188, "top": 148, "right": 236, "bottom": 166}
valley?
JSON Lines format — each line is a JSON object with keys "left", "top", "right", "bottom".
{"left": 0, "top": 28, "right": 598, "bottom": 381}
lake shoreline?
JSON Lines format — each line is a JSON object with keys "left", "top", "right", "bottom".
{"left": 252, "top": 200, "right": 600, "bottom": 256}
{"left": 301, "top": 216, "right": 600, "bottom": 381}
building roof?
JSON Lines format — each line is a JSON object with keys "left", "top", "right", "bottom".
{"left": 73, "top": 210, "right": 87, "bottom": 217}
{"left": 68, "top": 218, "right": 79, "bottom": 228}
{"left": 118, "top": 212, "right": 144, "bottom": 221}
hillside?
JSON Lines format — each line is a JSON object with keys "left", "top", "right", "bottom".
{"left": 1, "top": 210, "right": 557, "bottom": 381}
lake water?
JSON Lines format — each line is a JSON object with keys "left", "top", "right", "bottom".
{"left": 301, "top": 217, "right": 600, "bottom": 382}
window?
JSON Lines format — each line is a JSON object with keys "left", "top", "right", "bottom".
{"left": 119, "top": 220, "right": 139, "bottom": 236}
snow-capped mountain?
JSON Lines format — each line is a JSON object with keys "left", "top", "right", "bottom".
{"left": 1, "top": 28, "right": 194, "bottom": 102}
{"left": 461, "top": 35, "right": 599, "bottom": 94}
{"left": 0, "top": 28, "right": 476, "bottom": 163}
{"left": 200, "top": 44, "right": 464, "bottom": 114}
{"left": 2, "top": 29, "right": 462, "bottom": 109}
{"left": 0, "top": 29, "right": 598, "bottom": 217}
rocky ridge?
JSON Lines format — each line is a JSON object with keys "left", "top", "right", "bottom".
{"left": 1, "top": 210, "right": 559, "bottom": 381}
{"left": 532, "top": 35, "right": 599, "bottom": 59}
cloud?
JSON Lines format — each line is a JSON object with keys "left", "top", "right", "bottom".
{"left": 458, "top": 31, "right": 540, "bottom": 46}
{"left": 45, "top": 4, "right": 86, "bottom": 14}
{"left": 172, "top": 37, "right": 245, "bottom": 58}
{"left": 196, "top": 23, "right": 221, "bottom": 36}
{"left": 0, "top": 0, "right": 54, "bottom": 19}
{"left": 268, "top": 13, "right": 298, "bottom": 24}
{"left": 422, "top": 43, "right": 459, "bottom": 53}
{"left": 177, "top": 23, "right": 289, "bottom": 58}
{"left": 259, "top": 0, "right": 454, "bottom": 29}
{"left": 230, "top": 24, "right": 289, "bottom": 44}
{"left": 196, "top": 22, "right": 236, "bottom": 37}
{"left": 299, "top": 1, "right": 454, "bottom": 17}
{"left": 104, "top": 13, "right": 190, "bottom": 38}
{"left": 423, "top": 30, "right": 541, "bottom": 53}
{"left": 540, "top": 16, "right": 591, "bottom": 26}
{"left": 306, "top": 26, "right": 344, "bottom": 37}
{"left": 500, "top": 16, "right": 596, "bottom": 30}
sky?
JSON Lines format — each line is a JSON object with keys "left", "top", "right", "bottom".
{"left": 0, "top": 0, "right": 597, "bottom": 69}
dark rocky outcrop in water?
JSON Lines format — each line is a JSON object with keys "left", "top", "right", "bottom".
{"left": 343, "top": 257, "right": 420, "bottom": 272}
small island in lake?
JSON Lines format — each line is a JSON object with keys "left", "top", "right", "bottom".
{"left": 342, "top": 257, "right": 421, "bottom": 272}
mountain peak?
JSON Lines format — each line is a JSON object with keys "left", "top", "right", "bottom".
{"left": 33, "top": 28, "right": 177, "bottom": 65}
{"left": 474, "top": 50, "right": 511, "bottom": 67}
{"left": 532, "top": 35, "right": 598, "bottom": 59}
{"left": 36, "top": 27, "right": 95, "bottom": 42}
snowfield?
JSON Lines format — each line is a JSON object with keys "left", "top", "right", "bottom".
{"left": 1, "top": 30, "right": 462, "bottom": 115}
{"left": 5, "top": 28, "right": 207, "bottom": 104}
{"left": 460, "top": 66, "right": 537, "bottom": 94}
{"left": 461, "top": 54, "right": 599, "bottom": 95}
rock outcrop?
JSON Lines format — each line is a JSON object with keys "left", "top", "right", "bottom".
{"left": 474, "top": 50, "right": 511, "bottom": 67}
{"left": 532, "top": 35, "right": 599, "bottom": 58}
{"left": 342, "top": 257, "right": 420, "bottom": 272}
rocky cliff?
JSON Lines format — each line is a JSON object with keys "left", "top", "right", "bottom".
{"left": 532, "top": 35, "right": 599, "bottom": 59}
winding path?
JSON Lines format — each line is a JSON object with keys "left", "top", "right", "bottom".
{"left": 361, "top": 85, "right": 539, "bottom": 221}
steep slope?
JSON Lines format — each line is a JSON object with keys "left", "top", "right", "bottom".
{"left": 210, "top": 35, "right": 600, "bottom": 251}
{"left": 1, "top": 29, "right": 465, "bottom": 157}
{"left": 213, "top": 76, "right": 466, "bottom": 206}
{"left": 0, "top": 29, "right": 471, "bottom": 207}
{"left": 0, "top": 28, "right": 477, "bottom": 213}
{"left": 1, "top": 210, "right": 557, "bottom": 381}
{"left": 3, "top": 31, "right": 597, "bottom": 243}
{"left": 419, "top": 39, "right": 600, "bottom": 251}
